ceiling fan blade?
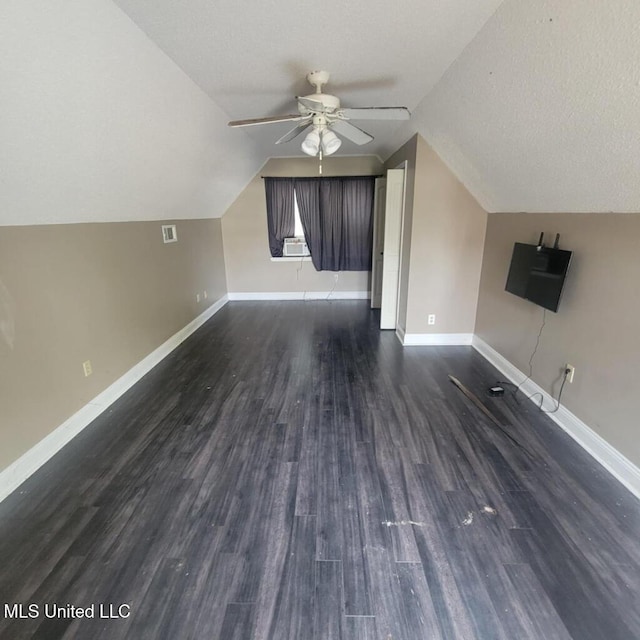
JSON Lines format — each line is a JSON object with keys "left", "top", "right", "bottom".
{"left": 275, "top": 120, "right": 313, "bottom": 144}
{"left": 329, "top": 120, "right": 373, "bottom": 145}
{"left": 338, "top": 107, "right": 410, "bottom": 121}
{"left": 228, "top": 114, "right": 305, "bottom": 127}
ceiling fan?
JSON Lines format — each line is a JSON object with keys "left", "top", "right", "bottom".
{"left": 228, "top": 70, "right": 410, "bottom": 157}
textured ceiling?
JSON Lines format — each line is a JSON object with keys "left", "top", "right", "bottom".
{"left": 110, "top": 0, "right": 640, "bottom": 213}
{"left": 110, "top": 0, "right": 504, "bottom": 160}
{"left": 400, "top": 0, "right": 640, "bottom": 212}
{"left": 9, "top": 0, "right": 633, "bottom": 220}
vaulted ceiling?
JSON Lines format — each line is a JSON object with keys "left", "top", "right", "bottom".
{"left": 110, "top": 0, "right": 640, "bottom": 214}
{"left": 2, "top": 0, "right": 638, "bottom": 226}
{"left": 110, "top": 0, "right": 504, "bottom": 161}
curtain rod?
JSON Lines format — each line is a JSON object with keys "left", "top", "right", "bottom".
{"left": 260, "top": 175, "right": 383, "bottom": 179}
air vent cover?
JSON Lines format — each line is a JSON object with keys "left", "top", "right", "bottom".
{"left": 162, "top": 224, "right": 177, "bottom": 243}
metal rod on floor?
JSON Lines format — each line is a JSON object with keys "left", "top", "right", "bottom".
{"left": 448, "top": 374, "right": 535, "bottom": 458}
{"left": 448, "top": 375, "right": 504, "bottom": 428}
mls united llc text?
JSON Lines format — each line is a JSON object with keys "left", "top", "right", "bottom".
{"left": 3, "top": 603, "right": 131, "bottom": 619}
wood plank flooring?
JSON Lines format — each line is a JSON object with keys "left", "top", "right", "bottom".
{"left": 1, "top": 300, "right": 639, "bottom": 639}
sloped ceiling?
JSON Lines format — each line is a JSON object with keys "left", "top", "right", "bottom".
{"left": 403, "top": 0, "right": 640, "bottom": 212}
{"left": 0, "top": 0, "right": 263, "bottom": 225}
{"left": 110, "top": 0, "right": 504, "bottom": 160}
{"left": 3, "top": 0, "right": 637, "bottom": 225}
{"left": 111, "top": 0, "right": 640, "bottom": 214}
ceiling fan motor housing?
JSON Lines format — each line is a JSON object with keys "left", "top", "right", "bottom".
{"left": 298, "top": 93, "right": 341, "bottom": 115}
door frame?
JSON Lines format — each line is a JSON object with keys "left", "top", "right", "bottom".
{"left": 379, "top": 163, "right": 407, "bottom": 330}
{"left": 370, "top": 177, "right": 386, "bottom": 309}
{"left": 394, "top": 160, "right": 409, "bottom": 334}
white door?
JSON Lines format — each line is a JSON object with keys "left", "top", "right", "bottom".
{"left": 370, "top": 178, "right": 386, "bottom": 309}
{"left": 380, "top": 168, "right": 405, "bottom": 329}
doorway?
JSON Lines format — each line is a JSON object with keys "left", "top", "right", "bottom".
{"left": 371, "top": 166, "right": 406, "bottom": 330}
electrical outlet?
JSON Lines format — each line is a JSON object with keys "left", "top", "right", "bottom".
{"left": 82, "top": 360, "right": 92, "bottom": 377}
{"left": 196, "top": 293, "right": 200, "bottom": 303}
{"left": 203, "top": 290, "right": 208, "bottom": 299}
{"left": 428, "top": 314, "right": 436, "bottom": 326}
{"left": 565, "top": 364, "right": 575, "bottom": 383}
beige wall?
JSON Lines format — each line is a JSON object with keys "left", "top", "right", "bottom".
{"left": 476, "top": 213, "right": 640, "bottom": 466}
{"left": 0, "top": 219, "right": 226, "bottom": 471}
{"left": 0, "top": 0, "right": 244, "bottom": 476}
{"left": 385, "top": 135, "right": 487, "bottom": 336}
{"left": 221, "top": 156, "right": 383, "bottom": 294}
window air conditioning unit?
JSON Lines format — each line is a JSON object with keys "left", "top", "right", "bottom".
{"left": 283, "top": 238, "right": 310, "bottom": 257}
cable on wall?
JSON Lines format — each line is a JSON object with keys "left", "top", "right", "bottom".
{"left": 513, "top": 307, "right": 547, "bottom": 401}
{"left": 494, "top": 306, "right": 570, "bottom": 414}
{"left": 527, "top": 369, "right": 570, "bottom": 414}
{"left": 326, "top": 273, "right": 338, "bottom": 301}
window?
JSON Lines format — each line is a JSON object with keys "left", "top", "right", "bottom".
{"left": 281, "top": 192, "right": 311, "bottom": 258}
{"left": 271, "top": 189, "right": 311, "bottom": 261}
{"left": 293, "top": 192, "right": 305, "bottom": 240}
{"left": 264, "top": 175, "right": 375, "bottom": 269}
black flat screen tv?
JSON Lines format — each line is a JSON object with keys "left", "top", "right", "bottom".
{"left": 505, "top": 242, "right": 572, "bottom": 312}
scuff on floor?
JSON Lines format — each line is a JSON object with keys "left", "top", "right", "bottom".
{"left": 462, "top": 512, "right": 474, "bottom": 526}
{"left": 382, "top": 520, "right": 425, "bottom": 527}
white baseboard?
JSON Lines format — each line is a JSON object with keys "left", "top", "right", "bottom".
{"left": 395, "top": 326, "right": 406, "bottom": 344}
{"left": 472, "top": 335, "right": 640, "bottom": 500}
{"left": 228, "top": 291, "right": 370, "bottom": 301}
{"left": 0, "top": 295, "right": 229, "bottom": 504}
{"left": 402, "top": 332, "right": 473, "bottom": 346}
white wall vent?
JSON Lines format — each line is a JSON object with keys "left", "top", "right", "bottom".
{"left": 162, "top": 224, "right": 177, "bottom": 243}
{"left": 283, "top": 238, "right": 310, "bottom": 257}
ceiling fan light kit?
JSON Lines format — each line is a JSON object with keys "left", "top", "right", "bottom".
{"left": 301, "top": 128, "right": 321, "bottom": 156}
{"left": 321, "top": 129, "right": 342, "bottom": 155}
{"left": 301, "top": 126, "right": 342, "bottom": 157}
{"left": 228, "top": 70, "right": 410, "bottom": 157}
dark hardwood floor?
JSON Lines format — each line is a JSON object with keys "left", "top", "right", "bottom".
{"left": 1, "top": 301, "right": 639, "bottom": 639}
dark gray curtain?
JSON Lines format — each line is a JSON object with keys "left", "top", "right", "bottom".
{"left": 318, "top": 179, "right": 344, "bottom": 271}
{"left": 295, "top": 176, "right": 374, "bottom": 271}
{"left": 333, "top": 177, "right": 374, "bottom": 271}
{"left": 264, "top": 177, "right": 295, "bottom": 257}
{"left": 294, "top": 179, "right": 322, "bottom": 270}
